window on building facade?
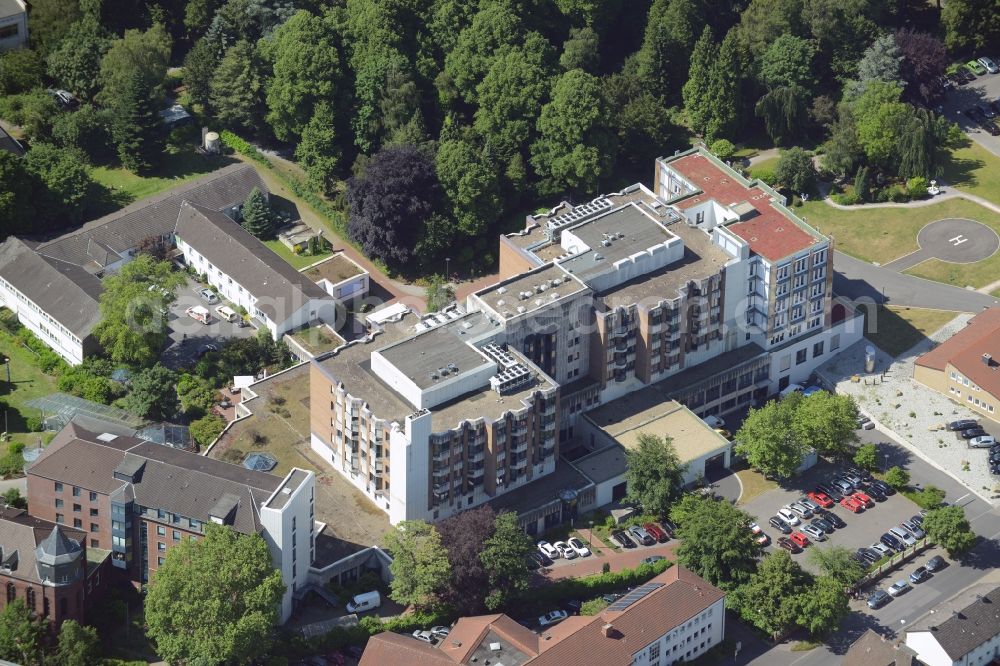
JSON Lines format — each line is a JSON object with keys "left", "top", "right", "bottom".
{"left": 89, "top": 492, "right": 97, "bottom": 501}
{"left": 54, "top": 482, "right": 62, "bottom": 492}
{"left": 72, "top": 487, "right": 80, "bottom": 497}
{"left": 796, "top": 349, "right": 807, "bottom": 365}
{"left": 90, "top": 508, "right": 98, "bottom": 517}
{"left": 157, "top": 542, "right": 166, "bottom": 551}
{"left": 649, "top": 642, "right": 661, "bottom": 660}
{"left": 157, "top": 526, "right": 165, "bottom": 536}
{"left": 55, "top": 514, "right": 64, "bottom": 524}
{"left": 55, "top": 499, "right": 63, "bottom": 508}
{"left": 813, "top": 341, "right": 824, "bottom": 358}
{"left": 73, "top": 519, "right": 82, "bottom": 528}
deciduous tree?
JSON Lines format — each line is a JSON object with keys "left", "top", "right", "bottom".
{"left": 0, "top": 153, "right": 35, "bottom": 238}
{"left": 145, "top": 524, "right": 285, "bottom": 664}
{"left": 923, "top": 506, "right": 977, "bottom": 556}
{"left": 792, "top": 576, "right": 850, "bottom": 637}
{"left": 0, "top": 599, "right": 43, "bottom": 665}
{"left": 97, "top": 23, "right": 171, "bottom": 106}
{"left": 808, "top": 546, "right": 866, "bottom": 587}
{"left": 670, "top": 494, "right": 760, "bottom": 590}
{"left": 24, "top": 143, "right": 93, "bottom": 225}
{"left": 0, "top": 49, "right": 44, "bottom": 96}
{"left": 480, "top": 512, "right": 534, "bottom": 610}
{"left": 560, "top": 26, "right": 599, "bottom": 72}
{"left": 384, "top": 520, "right": 452, "bottom": 608}
{"left": 443, "top": 2, "right": 524, "bottom": 105}
{"left": 735, "top": 395, "right": 809, "bottom": 479}
{"left": 45, "top": 18, "right": 112, "bottom": 101}
{"left": 942, "top": 0, "right": 1000, "bottom": 53}
{"left": 347, "top": 145, "right": 441, "bottom": 267}
{"left": 773, "top": 147, "right": 818, "bottom": 195}
{"left": 624, "top": 433, "right": 687, "bottom": 517}
{"left": 884, "top": 465, "right": 910, "bottom": 489}
{"left": 437, "top": 505, "right": 495, "bottom": 614}
{"left": 121, "top": 364, "right": 178, "bottom": 421}
{"left": 53, "top": 619, "right": 101, "bottom": 666}
{"left": 894, "top": 29, "right": 946, "bottom": 106}
{"left": 189, "top": 414, "right": 226, "bottom": 448}
{"left": 791, "top": 390, "right": 857, "bottom": 455}
{"left": 731, "top": 550, "right": 809, "bottom": 638}
{"left": 853, "top": 443, "right": 878, "bottom": 471}
{"left": 530, "top": 69, "right": 617, "bottom": 196}
{"left": 436, "top": 134, "right": 502, "bottom": 237}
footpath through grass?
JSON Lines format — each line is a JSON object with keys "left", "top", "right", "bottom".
{"left": 859, "top": 305, "right": 959, "bottom": 357}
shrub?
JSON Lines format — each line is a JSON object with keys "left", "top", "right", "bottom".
{"left": 0, "top": 443, "right": 24, "bottom": 477}
{"left": 709, "top": 139, "right": 736, "bottom": 161}
{"left": 906, "top": 176, "right": 929, "bottom": 198}
{"left": 831, "top": 191, "right": 861, "bottom": 205}
{"left": 887, "top": 184, "right": 910, "bottom": 202}
{"left": 884, "top": 466, "right": 910, "bottom": 489}
{"left": 580, "top": 598, "right": 609, "bottom": 615}
{"left": 24, "top": 415, "right": 43, "bottom": 432}
{"left": 189, "top": 414, "right": 226, "bottom": 447}
{"left": 748, "top": 165, "right": 776, "bottom": 185}
{"left": 220, "top": 448, "right": 244, "bottom": 464}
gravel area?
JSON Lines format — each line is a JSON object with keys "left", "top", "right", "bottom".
{"left": 816, "top": 313, "right": 1000, "bottom": 505}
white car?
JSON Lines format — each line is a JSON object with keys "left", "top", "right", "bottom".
{"left": 566, "top": 537, "right": 591, "bottom": 557}
{"left": 787, "top": 502, "right": 813, "bottom": 519}
{"left": 749, "top": 523, "right": 769, "bottom": 546}
{"left": 979, "top": 56, "right": 999, "bottom": 74}
{"left": 888, "top": 580, "right": 911, "bottom": 597}
{"left": 412, "top": 629, "right": 435, "bottom": 644}
{"left": 430, "top": 626, "right": 450, "bottom": 639}
{"left": 538, "top": 610, "right": 569, "bottom": 627}
{"left": 777, "top": 507, "right": 801, "bottom": 526}
{"left": 537, "top": 541, "right": 560, "bottom": 560}
{"left": 554, "top": 541, "right": 577, "bottom": 560}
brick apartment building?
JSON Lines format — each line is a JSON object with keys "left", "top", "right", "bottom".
{"left": 26, "top": 421, "right": 316, "bottom": 623}
{"left": 0, "top": 507, "right": 110, "bottom": 630}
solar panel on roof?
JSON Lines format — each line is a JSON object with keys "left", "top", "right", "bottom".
{"left": 606, "top": 582, "right": 664, "bottom": 612}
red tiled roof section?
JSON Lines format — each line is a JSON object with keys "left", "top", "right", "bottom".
{"left": 668, "top": 153, "right": 820, "bottom": 261}
{"left": 528, "top": 566, "right": 724, "bottom": 666}
{"left": 440, "top": 613, "right": 540, "bottom": 662}
{"left": 359, "top": 632, "right": 456, "bottom": 666}
{"left": 917, "top": 308, "right": 1000, "bottom": 395}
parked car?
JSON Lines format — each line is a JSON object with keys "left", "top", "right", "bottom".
{"left": 412, "top": 630, "right": 436, "bottom": 644}
{"left": 969, "top": 435, "right": 997, "bottom": 448}
{"left": 856, "top": 414, "right": 872, "bottom": 428}
{"left": 562, "top": 599, "right": 582, "bottom": 615}
{"left": 430, "top": 626, "right": 451, "bottom": 639}
{"left": 185, "top": 305, "right": 212, "bottom": 324}
{"left": 857, "top": 547, "right": 879, "bottom": 564}
{"left": 777, "top": 507, "right": 801, "bottom": 526}
{"left": 810, "top": 517, "right": 834, "bottom": 534}
{"left": 642, "top": 554, "right": 666, "bottom": 565}
{"left": 840, "top": 496, "right": 864, "bottom": 513}
{"left": 815, "top": 509, "right": 846, "bottom": 529}
{"left": 978, "top": 56, "right": 999, "bottom": 73}
{"left": 852, "top": 491, "right": 874, "bottom": 509}
{"left": 948, "top": 72, "right": 966, "bottom": 87}
{"left": 529, "top": 552, "right": 552, "bottom": 568}
{"left": 769, "top": 516, "right": 792, "bottom": 534}
{"left": 567, "top": 537, "right": 592, "bottom": 557}
{"left": 802, "top": 524, "right": 827, "bottom": 542}
{"left": 643, "top": 523, "right": 669, "bottom": 542}
{"left": 865, "top": 485, "right": 887, "bottom": 502}
{"left": 870, "top": 542, "right": 892, "bottom": 558}
{"left": 198, "top": 288, "right": 219, "bottom": 304}
{"left": 538, "top": 610, "right": 569, "bottom": 627}
{"left": 909, "top": 566, "right": 932, "bottom": 584}
{"left": 749, "top": 523, "right": 770, "bottom": 546}
{"left": 910, "top": 514, "right": 924, "bottom": 527}
{"left": 815, "top": 483, "right": 843, "bottom": 502}
{"left": 807, "top": 491, "right": 834, "bottom": 508}
{"left": 870, "top": 479, "right": 895, "bottom": 496}
{"left": 888, "top": 580, "right": 911, "bottom": 597}
{"left": 841, "top": 470, "right": 863, "bottom": 486}
{"left": 849, "top": 466, "right": 873, "bottom": 482}
{"left": 790, "top": 531, "right": 811, "bottom": 548}
{"left": 833, "top": 478, "right": 855, "bottom": 495}
{"left": 628, "top": 525, "right": 655, "bottom": 546}
{"left": 960, "top": 68, "right": 976, "bottom": 82}
{"left": 777, "top": 536, "right": 802, "bottom": 554}
{"left": 960, "top": 427, "right": 988, "bottom": 440}
{"left": 868, "top": 589, "right": 891, "bottom": 609}
{"left": 925, "top": 555, "right": 947, "bottom": 572}
{"left": 889, "top": 527, "right": 917, "bottom": 548}
{"left": 799, "top": 497, "right": 822, "bottom": 513}
{"left": 779, "top": 383, "right": 805, "bottom": 398}
{"left": 660, "top": 519, "right": 678, "bottom": 536}
{"left": 979, "top": 102, "right": 997, "bottom": 119}
{"left": 554, "top": 541, "right": 578, "bottom": 560}
{"left": 901, "top": 519, "right": 926, "bottom": 540}
{"left": 601, "top": 592, "right": 623, "bottom": 603}
{"left": 966, "top": 60, "right": 986, "bottom": 76}
{"left": 948, "top": 419, "right": 980, "bottom": 431}
{"left": 787, "top": 502, "right": 813, "bottom": 519}
{"left": 802, "top": 385, "right": 824, "bottom": 397}
{"left": 610, "top": 530, "right": 635, "bottom": 549}
{"left": 979, "top": 119, "right": 998, "bottom": 134}
{"left": 881, "top": 532, "right": 905, "bottom": 552}
{"left": 537, "top": 541, "right": 560, "bottom": 560}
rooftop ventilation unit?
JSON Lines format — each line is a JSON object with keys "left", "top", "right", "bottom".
{"left": 516, "top": 306, "right": 526, "bottom": 313}
{"left": 497, "top": 286, "right": 506, "bottom": 294}
{"left": 593, "top": 253, "right": 603, "bottom": 261}
{"left": 447, "top": 363, "right": 458, "bottom": 373}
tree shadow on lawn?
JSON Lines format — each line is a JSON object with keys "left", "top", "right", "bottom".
{"left": 939, "top": 138, "right": 985, "bottom": 189}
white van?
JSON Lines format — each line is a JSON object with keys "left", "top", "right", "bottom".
{"left": 215, "top": 305, "right": 238, "bottom": 323}
{"left": 702, "top": 415, "right": 725, "bottom": 429}
{"left": 346, "top": 590, "right": 381, "bottom": 613}
{"left": 779, "top": 383, "right": 805, "bottom": 399}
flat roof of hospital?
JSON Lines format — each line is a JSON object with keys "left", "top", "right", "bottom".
{"left": 474, "top": 263, "right": 590, "bottom": 318}
{"left": 666, "top": 152, "right": 823, "bottom": 262}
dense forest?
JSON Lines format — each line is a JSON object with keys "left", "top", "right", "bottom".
{"left": 1, "top": 0, "right": 996, "bottom": 273}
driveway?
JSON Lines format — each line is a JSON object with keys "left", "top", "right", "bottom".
{"left": 938, "top": 69, "right": 1000, "bottom": 159}
{"left": 160, "top": 277, "right": 256, "bottom": 369}
{"left": 833, "top": 250, "right": 1000, "bottom": 311}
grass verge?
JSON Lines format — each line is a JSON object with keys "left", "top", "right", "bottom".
{"left": 791, "top": 640, "right": 822, "bottom": 652}
{"left": 858, "top": 304, "right": 959, "bottom": 357}
{"left": 0, "top": 311, "right": 59, "bottom": 440}
{"left": 262, "top": 239, "right": 331, "bottom": 270}
{"left": 90, "top": 147, "right": 235, "bottom": 203}
{"left": 735, "top": 467, "right": 778, "bottom": 505}
{"left": 940, "top": 140, "right": 1000, "bottom": 204}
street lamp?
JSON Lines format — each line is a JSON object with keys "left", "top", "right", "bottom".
{"left": 445, "top": 257, "right": 451, "bottom": 282}
{"left": 884, "top": 453, "right": 890, "bottom": 473}
{"left": 588, "top": 520, "right": 594, "bottom": 549}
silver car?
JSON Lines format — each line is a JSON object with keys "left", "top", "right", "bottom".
{"left": 802, "top": 524, "right": 827, "bottom": 542}
{"left": 889, "top": 527, "right": 917, "bottom": 548}
{"left": 799, "top": 497, "right": 821, "bottom": 513}
{"left": 901, "top": 519, "right": 926, "bottom": 540}
{"left": 788, "top": 502, "right": 813, "bottom": 519}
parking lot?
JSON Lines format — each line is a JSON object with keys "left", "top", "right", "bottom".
{"left": 939, "top": 60, "right": 1000, "bottom": 157}
{"left": 741, "top": 459, "right": 923, "bottom": 574}
{"left": 160, "top": 276, "right": 256, "bottom": 368}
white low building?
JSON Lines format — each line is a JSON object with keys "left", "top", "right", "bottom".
{"left": 0, "top": 0, "right": 27, "bottom": 51}
{"left": 175, "top": 201, "right": 339, "bottom": 340}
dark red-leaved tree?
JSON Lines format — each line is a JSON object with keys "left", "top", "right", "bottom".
{"left": 894, "top": 28, "right": 947, "bottom": 106}
{"left": 346, "top": 144, "right": 442, "bottom": 267}
{"left": 435, "top": 505, "right": 496, "bottom": 615}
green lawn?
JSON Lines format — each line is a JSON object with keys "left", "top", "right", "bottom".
{"left": 940, "top": 140, "right": 1000, "bottom": 203}
{"left": 859, "top": 305, "right": 959, "bottom": 357}
{"left": 0, "top": 312, "right": 59, "bottom": 440}
{"left": 90, "top": 147, "right": 235, "bottom": 204}
{"left": 262, "top": 239, "right": 331, "bottom": 270}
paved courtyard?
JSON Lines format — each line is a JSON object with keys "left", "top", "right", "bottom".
{"left": 816, "top": 315, "right": 1000, "bottom": 505}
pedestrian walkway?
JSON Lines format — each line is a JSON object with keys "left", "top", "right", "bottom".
{"left": 821, "top": 186, "right": 1000, "bottom": 216}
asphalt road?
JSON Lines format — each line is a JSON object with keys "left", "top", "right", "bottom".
{"left": 733, "top": 424, "right": 1000, "bottom": 666}
{"left": 833, "top": 251, "right": 1000, "bottom": 312}
{"left": 938, "top": 66, "right": 1000, "bottom": 159}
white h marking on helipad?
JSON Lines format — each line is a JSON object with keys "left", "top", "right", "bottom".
{"left": 950, "top": 234, "right": 968, "bottom": 246}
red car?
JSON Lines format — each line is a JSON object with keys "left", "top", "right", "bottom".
{"left": 852, "top": 491, "right": 874, "bottom": 508}
{"left": 807, "top": 491, "right": 835, "bottom": 509}
{"left": 776, "top": 536, "right": 802, "bottom": 554}
{"left": 790, "top": 531, "right": 810, "bottom": 548}
{"left": 644, "top": 522, "right": 669, "bottom": 542}
{"left": 840, "top": 496, "right": 864, "bottom": 513}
